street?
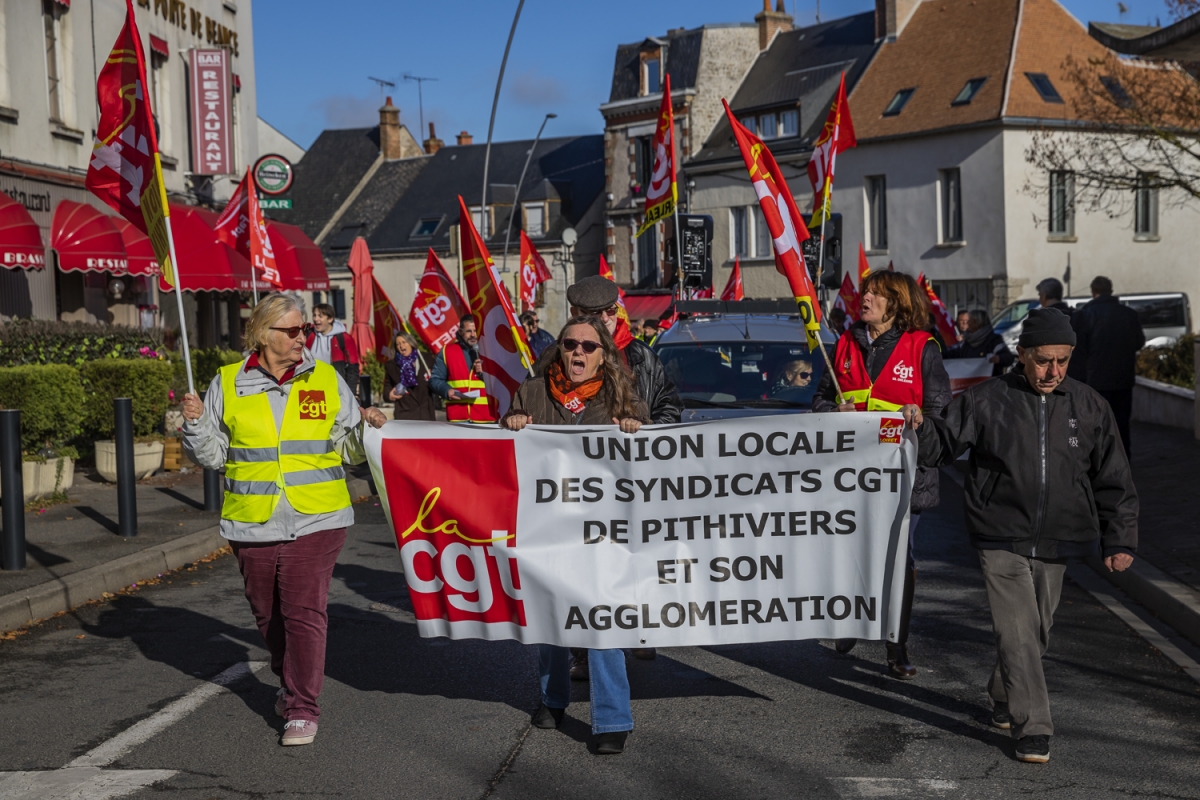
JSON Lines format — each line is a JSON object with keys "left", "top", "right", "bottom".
{"left": 1, "top": 473, "right": 1197, "bottom": 800}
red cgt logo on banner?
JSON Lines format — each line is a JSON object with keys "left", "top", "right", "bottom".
{"left": 879, "top": 418, "right": 905, "bottom": 445}
{"left": 382, "top": 438, "right": 525, "bottom": 626}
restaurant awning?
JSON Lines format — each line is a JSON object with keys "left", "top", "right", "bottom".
{"left": 51, "top": 200, "right": 128, "bottom": 274}
{"left": 0, "top": 191, "right": 46, "bottom": 270}
{"left": 149, "top": 34, "right": 170, "bottom": 59}
{"left": 111, "top": 217, "right": 160, "bottom": 277}
{"left": 267, "top": 222, "right": 330, "bottom": 291}
{"left": 159, "top": 204, "right": 268, "bottom": 293}
{"left": 623, "top": 292, "right": 675, "bottom": 322}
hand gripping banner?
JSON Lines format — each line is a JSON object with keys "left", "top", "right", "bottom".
{"left": 366, "top": 414, "right": 916, "bottom": 648}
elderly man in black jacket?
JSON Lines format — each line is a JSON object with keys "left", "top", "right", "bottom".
{"left": 904, "top": 308, "right": 1138, "bottom": 765}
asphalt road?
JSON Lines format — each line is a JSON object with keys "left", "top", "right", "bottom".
{"left": 1, "top": 475, "right": 1198, "bottom": 800}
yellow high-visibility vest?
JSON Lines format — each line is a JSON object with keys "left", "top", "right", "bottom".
{"left": 220, "top": 360, "right": 352, "bottom": 523}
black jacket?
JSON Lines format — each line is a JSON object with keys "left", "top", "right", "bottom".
{"left": 917, "top": 372, "right": 1138, "bottom": 558}
{"left": 813, "top": 323, "right": 952, "bottom": 512}
{"left": 383, "top": 360, "right": 437, "bottom": 421}
{"left": 625, "top": 339, "right": 683, "bottom": 424}
{"left": 946, "top": 327, "right": 1014, "bottom": 376}
{"left": 1071, "top": 295, "right": 1145, "bottom": 391}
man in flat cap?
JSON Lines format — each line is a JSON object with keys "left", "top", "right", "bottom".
{"left": 902, "top": 308, "right": 1138, "bottom": 765}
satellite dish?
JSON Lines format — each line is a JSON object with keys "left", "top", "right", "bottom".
{"left": 561, "top": 227, "right": 578, "bottom": 247}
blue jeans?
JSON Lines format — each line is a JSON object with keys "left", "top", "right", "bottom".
{"left": 539, "top": 646, "right": 633, "bottom": 734}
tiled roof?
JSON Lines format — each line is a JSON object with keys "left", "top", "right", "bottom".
{"left": 609, "top": 28, "right": 705, "bottom": 101}
{"left": 318, "top": 157, "right": 430, "bottom": 270}
{"left": 266, "top": 127, "right": 382, "bottom": 238}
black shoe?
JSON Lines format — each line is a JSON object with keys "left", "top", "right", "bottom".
{"left": 835, "top": 638, "right": 857, "bottom": 654}
{"left": 631, "top": 648, "right": 657, "bottom": 660}
{"left": 531, "top": 704, "right": 565, "bottom": 730}
{"left": 1015, "top": 734, "right": 1050, "bottom": 763}
{"left": 885, "top": 642, "right": 917, "bottom": 680}
{"left": 569, "top": 651, "right": 589, "bottom": 681}
{"left": 991, "top": 702, "right": 1013, "bottom": 730}
{"left": 594, "top": 731, "right": 628, "bottom": 755}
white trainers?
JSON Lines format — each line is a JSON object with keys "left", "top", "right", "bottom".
{"left": 281, "top": 719, "right": 317, "bottom": 746}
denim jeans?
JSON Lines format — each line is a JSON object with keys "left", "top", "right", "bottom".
{"left": 539, "top": 646, "right": 633, "bottom": 734}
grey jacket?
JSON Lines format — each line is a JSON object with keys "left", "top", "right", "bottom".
{"left": 182, "top": 349, "right": 367, "bottom": 543}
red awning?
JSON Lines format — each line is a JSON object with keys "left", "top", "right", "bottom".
{"left": 623, "top": 292, "right": 674, "bottom": 322}
{"left": 267, "top": 222, "right": 330, "bottom": 291}
{"left": 111, "top": 217, "right": 160, "bottom": 276}
{"left": 159, "top": 205, "right": 268, "bottom": 293}
{"left": 149, "top": 35, "right": 170, "bottom": 59}
{"left": 51, "top": 200, "right": 128, "bottom": 274}
{"left": 0, "top": 191, "right": 46, "bottom": 270}
{"left": 52, "top": 0, "right": 69, "bottom": 6}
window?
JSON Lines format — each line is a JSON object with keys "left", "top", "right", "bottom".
{"left": 739, "top": 116, "right": 757, "bottom": 135}
{"left": 469, "top": 206, "right": 490, "bottom": 238}
{"left": 883, "top": 88, "right": 915, "bottom": 117}
{"left": 411, "top": 217, "right": 442, "bottom": 238}
{"left": 634, "top": 136, "right": 654, "bottom": 192}
{"left": 1048, "top": 171, "right": 1074, "bottom": 237}
{"left": 759, "top": 112, "right": 778, "bottom": 139}
{"left": 636, "top": 224, "right": 658, "bottom": 285}
{"left": 1135, "top": 172, "right": 1158, "bottom": 239}
{"left": 1025, "top": 72, "right": 1063, "bottom": 104}
{"left": 952, "top": 77, "right": 988, "bottom": 106}
{"left": 940, "top": 168, "right": 963, "bottom": 243}
{"left": 866, "top": 176, "right": 887, "bottom": 251}
{"left": 752, "top": 205, "right": 772, "bottom": 258}
{"left": 1100, "top": 75, "right": 1133, "bottom": 108}
{"left": 780, "top": 109, "right": 799, "bottom": 137}
{"left": 643, "top": 57, "right": 660, "bottom": 95}
{"left": 149, "top": 53, "right": 171, "bottom": 152}
{"left": 524, "top": 203, "right": 545, "bottom": 237}
{"left": 43, "top": 0, "right": 64, "bottom": 121}
{"left": 730, "top": 207, "right": 749, "bottom": 258}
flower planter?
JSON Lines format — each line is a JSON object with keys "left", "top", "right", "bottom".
{"left": 0, "top": 457, "right": 75, "bottom": 502}
{"left": 95, "top": 440, "right": 164, "bottom": 483}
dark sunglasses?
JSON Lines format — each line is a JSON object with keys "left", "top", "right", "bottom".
{"left": 794, "top": 371, "right": 812, "bottom": 379}
{"left": 562, "top": 338, "right": 601, "bottom": 354}
{"left": 270, "top": 323, "right": 314, "bottom": 339}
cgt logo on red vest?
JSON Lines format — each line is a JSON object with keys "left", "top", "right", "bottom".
{"left": 382, "top": 438, "right": 525, "bottom": 626}
{"left": 879, "top": 418, "right": 905, "bottom": 444}
{"left": 297, "top": 390, "right": 327, "bottom": 420}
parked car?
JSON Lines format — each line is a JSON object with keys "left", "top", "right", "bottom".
{"left": 992, "top": 292, "right": 1191, "bottom": 351}
{"left": 653, "top": 300, "right": 837, "bottom": 421}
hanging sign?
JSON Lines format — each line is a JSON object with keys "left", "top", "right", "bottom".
{"left": 188, "top": 49, "right": 233, "bottom": 175}
{"left": 253, "top": 154, "right": 294, "bottom": 195}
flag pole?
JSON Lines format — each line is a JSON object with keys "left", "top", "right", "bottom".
{"left": 164, "top": 216, "right": 195, "bottom": 396}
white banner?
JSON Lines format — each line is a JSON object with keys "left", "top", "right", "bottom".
{"left": 365, "top": 413, "right": 916, "bottom": 648}
{"left": 944, "top": 357, "right": 993, "bottom": 397}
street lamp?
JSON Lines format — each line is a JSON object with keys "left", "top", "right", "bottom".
{"left": 501, "top": 112, "right": 556, "bottom": 273}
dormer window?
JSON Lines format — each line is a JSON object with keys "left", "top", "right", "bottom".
{"left": 952, "top": 77, "right": 987, "bottom": 106}
{"left": 642, "top": 54, "right": 661, "bottom": 96}
{"left": 883, "top": 88, "right": 915, "bottom": 117}
{"left": 1026, "top": 73, "right": 1063, "bottom": 104}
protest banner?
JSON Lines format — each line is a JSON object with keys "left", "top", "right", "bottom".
{"left": 944, "top": 358, "right": 993, "bottom": 397}
{"left": 365, "top": 413, "right": 915, "bottom": 648}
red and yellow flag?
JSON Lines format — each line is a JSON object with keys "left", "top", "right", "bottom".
{"left": 86, "top": 0, "right": 176, "bottom": 286}
{"left": 216, "top": 168, "right": 279, "bottom": 289}
{"left": 834, "top": 273, "right": 859, "bottom": 327}
{"left": 518, "top": 231, "right": 553, "bottom": 312}
{"left": 598, "top": 254, "right": 631, "bottom": 325}
{"left": 720, "top": 257, "right": 745, "bottom": 301}
{"left": 857, "top": 241, "right": 871, "bottom": 286}
{"left": 917, "top": 272, "right": 959, "bottom": 344}
{"left": 408, "top": 248, "right": 468, "bottom": 354}
{"left": 371, "top": 276, "right": 405, "bottom": 363}
{"left": 807, "top": 73, "right": 857, "bottom": 228}
{"left": 636, "top": 73, "right": 678, "bottom": 237}
{"left": 723, "top": 100, "right": 822, "bottom": 350}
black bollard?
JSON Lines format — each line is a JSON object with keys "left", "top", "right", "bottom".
{"left": 1, "top": 409, "right": 25, "bottom": 570}
{"left": 199, "top": 390, "right": 222, "bottom": 512}
{"left": 359, "top": 374, "right": 373, "bottom": 408}
{"left": 114, "top": 398, "right": 137, "bottom": 537}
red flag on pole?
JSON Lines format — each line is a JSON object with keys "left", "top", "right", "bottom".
{"left": 247, "top": 174, "right": 281, "bottom": 289}
{"left": 636, "top": 73, "right": 678, "bottom": 237}
{"left": 807, "top": 73, "right": 857, "bottom": 228}
{"left": 214, "top": 169, "right": 278, "bottom": 291}
{"left": 723, "top": 100, "right": 821, "bottom": 350}
{"left": 371, "top": 275, "right": 404, "bottom": 363}
{"left": 720, "top": 257, "right": 745, "bottom": 301}
{"left": 408, "top": 249, "right": 468, "bottom": 354}
{"left": 918, "top": 272, "right": 959, "bottom": 344}
{"left": 834, "top": 273, "right": 859, "bottom": 327}
{"left": 213, "top": 172, "right": 249, "bottom": 253}
{"left": 857, "top": 242, "right": 871, "bottom": 287}
{"left": 518, "top": 230, "right": 552, "bottom": 312}
{"left": 458, "top": 196, "right": 533, "bottom": 417}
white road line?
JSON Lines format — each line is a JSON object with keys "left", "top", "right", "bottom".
{"left": 0, "top": 768, "right": 177, "bottom": 800}
{"left": 831, "top": 777, "right": 958, "bottom": 798}
{"left": 66, "top": 661, "right": 267, "bottom": 769}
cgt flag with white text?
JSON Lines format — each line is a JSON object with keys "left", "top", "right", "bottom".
{"left": 366, "top": 414, "right": 915, "bottom": 648}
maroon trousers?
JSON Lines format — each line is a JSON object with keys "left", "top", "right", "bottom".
{"left": 232, "top": 528, "right": 346, "bottom": 722}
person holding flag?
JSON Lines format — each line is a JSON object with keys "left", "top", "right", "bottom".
{"left": 720, "top": 258, "right": 745, "bottom": 302}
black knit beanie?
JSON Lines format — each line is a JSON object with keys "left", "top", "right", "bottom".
{"left": 1019, "top": 307, "right": 1076, "bottom": 348}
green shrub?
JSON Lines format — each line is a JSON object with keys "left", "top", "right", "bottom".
{"left": 0, "top": 319, "right": 164, "bottom": 367}
{"left": 80, "top": 359, "right": 175, "bottom": 439}
{"left": 1136, "top": 333, "right": 1196, "bottom": 390}
{"left": 0, "top": 364, "right": 85, "bottom": 454}
{"left": 363, "top": 356, "right": 385, "bottom": 405}
{"left": 194, "top": 348, "right": 245, "bottom": 389}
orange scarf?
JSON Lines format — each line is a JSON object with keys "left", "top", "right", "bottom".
{"left": 547, "top": 361, "right": 604, "bottom": 414}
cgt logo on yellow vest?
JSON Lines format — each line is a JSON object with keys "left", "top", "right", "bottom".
{"left": 298, "top": 390, "right": 328, "bottom": 420}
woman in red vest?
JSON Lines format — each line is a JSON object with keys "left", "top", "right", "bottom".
{"left": 813, "top": 271, "right": 951, "bottom": 679}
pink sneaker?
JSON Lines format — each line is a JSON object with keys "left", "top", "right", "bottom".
{"left": 281, "top": 719, "right": 317, "bottom": 746}
{"left": 274, "top": 688, "right": 287, "bottom": 718}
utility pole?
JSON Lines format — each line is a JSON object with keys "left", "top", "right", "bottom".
{"left": 403, "top": 74, "right": 438, "bottom": 143}
{"left": 367, "top": 76, "right": 395, "bottom": 105}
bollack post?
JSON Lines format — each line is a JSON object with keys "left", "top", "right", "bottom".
{"left": 359, "top": 374, "right": 373, "bottom": 408}
{"left": 1, "top": 409, "right": 26, "bottom": 570}
{"left": 200, "top": 390, "right": 222, "bottom": 512}
{"left": 114, "top": 398, "right": 137, "bottom": 538}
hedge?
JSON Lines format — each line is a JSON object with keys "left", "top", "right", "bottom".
{"left": 1136, "top": 333, "right": 1196, "bottom": 390}
{"left": 0, "top": 319, "right": 164, "bottom": 368}
{"left": 0, "top": 364, "right": 85, "bottom": 454}
{"left": 81, "top": 359, "right": 175, "bottom": 439}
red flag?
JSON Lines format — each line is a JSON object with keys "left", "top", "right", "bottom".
{"left": 347, "top": 238, "right": 376, "bottom": 362}
{"left": 215, "top": 169, "right": 279, "bottom": 289}
{"left": 857, "top": 242, "right": 871, "bottom": 286}
{"left": 372, "top": 275, "right": 405, "bottom": 363}
{"left": 598, "top": 254, "right": 631, "bottom": 324}
{"left": 834, "top": 273, "right": 859, "bottom": 327}
{"left": 918, "top": 273, "right": 959, "bottom": 344}
{"left": 887, "top": 261, "right": 895, "bottom": 271}
{"left": 458, "top": 196, "right": 533, "bottom": 417}
{"left": 518, "top": 230, "right": 552, "bottom": 312}
{"left": 720, "top": 257, "right": 745, "bottom": 301}
{"left": 807, "top": 73, "right": 857, "bottom": 227}
{"left": 247, "top": 174, "right": 281, "bottom": 289}
{"left": 408, "top": 249, "right": 468, "bottom": 354}
{"left": 723, "top": 100, "right": 821, "bottom": 350}
{"left": 214, "top": 171, "right": 249, "bottom": 253}
{"left": 87, "top": 0, "right": 176, "bottom": 286}
{"left": 636, "top": 73, "right": 677, "bottom": 237}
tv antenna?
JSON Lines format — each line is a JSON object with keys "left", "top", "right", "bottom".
{"left": 403, "top": 74, "right": 438, "bottom": 143}
{"left": 367, "top": 76, "right": 395, "bottom": 104}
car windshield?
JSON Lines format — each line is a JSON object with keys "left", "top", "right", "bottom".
{"left": 657, "top": 342, "right": 825, "bottom": 407}
{"left": 1124, "top": 296, "right": 1187, "bottom": 328}
{"left": 991, "top": 300, "right": 1040, "bottom": 332}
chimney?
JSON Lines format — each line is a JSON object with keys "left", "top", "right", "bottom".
{"left": 875, "top": 0, "right": 922, "bottom": 41}
{"left": 456, "top": 131, "right": 473, "bottom": 146}
{"left": 755, "top": 0, "right": 793, "bottom": 51}
{"left": 379, "top": 96, "right": 401, "bottom": 160}
{"left": 424, "top": 122, "right": 444, "bottom": 155}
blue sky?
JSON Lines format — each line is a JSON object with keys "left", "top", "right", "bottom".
{"left": 254, "top": 0, "right": 1175, "bottom": 150}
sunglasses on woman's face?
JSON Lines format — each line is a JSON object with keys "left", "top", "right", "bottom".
{"left": 562, "top": 338, "right": 602, "bottom": 354}
{"left": 270, "top": 323, "right": 314, "bottom": 339}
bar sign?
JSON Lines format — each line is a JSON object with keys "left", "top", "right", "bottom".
{"left": 188, "top": 49, "right": 233, "bottom": 175}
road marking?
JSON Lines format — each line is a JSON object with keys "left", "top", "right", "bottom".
{"left": 0, "top": 768, "right": 176, "bottom": 800}
{"left": 831, "top": 777, "right": 958, "bottom": 798}
{"left": 67, "top": 661, "right": 267, "bottom": 769}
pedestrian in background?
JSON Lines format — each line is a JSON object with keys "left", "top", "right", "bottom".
{"left": 908, "top": 307, "right": 1137, "bottom": 764}
{"left": 430, "top": 317, "right": 494, "bottom": 423}
{"left": 947, "top": 310, "right": 1014, "bottom": 376}
{"left": 181, "top": 294, "right": 387, "bottom": 747}
{"left": 502, "top": 315, "right": 648, "bottom": 755}
{"left": 955, "top": 310, "right": 971, "bottom": 343}
{"left": 520, "top": 311, "right": 556, "bottom": 359}
{"left": 1070, "top": 276, "right": 1144, "bottom": 457}
{"left": 814, "top": 271, "right": 951, "bottom": 679}
{"left": 383, "top": 331, "right": 436, "bottom": 421}
{"left": 1036, "top": 278, "right": 1073, "bottom": 318}
{"left": 305, "top": 303, "right": 360, "bottom": 396}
